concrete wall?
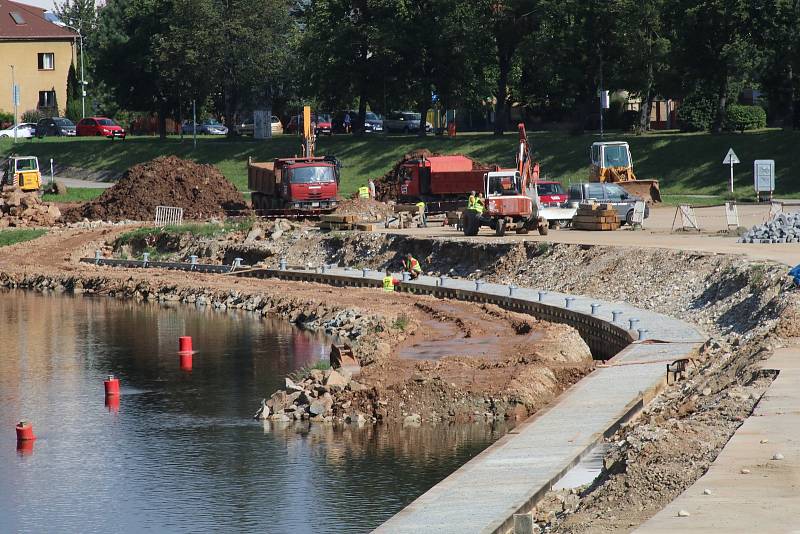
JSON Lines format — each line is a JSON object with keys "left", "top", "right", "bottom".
{"left": 1, "top": 39, "right": 76, "bottom": 121}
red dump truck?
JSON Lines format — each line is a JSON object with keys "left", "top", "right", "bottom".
{"left": 248, "top": 156, "right": 340, "bottom": 211}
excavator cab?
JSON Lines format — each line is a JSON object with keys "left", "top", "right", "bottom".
{"left": 589, "top": 141, "right": 661, "bottom": 203}
{"left": 2, "top": 156, "right": 42, "bottom": 193}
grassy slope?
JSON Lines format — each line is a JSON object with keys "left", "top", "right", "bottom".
{"left": 2, "top": 129, "right": 799, "bottom": 199}
{"left": 0, "top": 229, "right": 46, "bottom": 247}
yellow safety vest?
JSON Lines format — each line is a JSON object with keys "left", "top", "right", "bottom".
{"left": 382, "top": 275, "right": 395, "bottom": 292}
{"left": 474, "top": 197, "right": 485, "bottom": 214}
{"left": 416, "top": 201, "right": 425, "bottom": 212}
{"left": 359, "top": 186, "right": 370, "bottom": 199}
{"left": 467, "top": 195, "right": 475, "bottom": 209}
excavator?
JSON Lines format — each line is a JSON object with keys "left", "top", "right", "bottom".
{"left": 2, "top": 155, "right": 42, "bottom": 193}
{"left": 589, "top": 141, "right": 661, "bottom": 203}
{"left": 462, "top": 124, "right": 574, "bottom": 236}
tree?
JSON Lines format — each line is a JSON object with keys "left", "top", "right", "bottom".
{"left": 65, "top": 63, "right": 82, "bottom": 121}
{"left": 760, "top": 0, "right": 800, "bottom": 127}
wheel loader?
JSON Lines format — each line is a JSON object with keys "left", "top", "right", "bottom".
{"left": 2, "top": 156, "right": 42, "bottom": 193}
{"left": 589, "top": 142, "right": 661, "bottom": 203}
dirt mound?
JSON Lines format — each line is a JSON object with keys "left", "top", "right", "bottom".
{"left": 63, "top": 156, "right": 248, "bottom": 222}
{"left": 334, "top": 197, "right": 394, "bottom": 221}
{"left": 0, "top": 187, "right": 61, "bottom": 227}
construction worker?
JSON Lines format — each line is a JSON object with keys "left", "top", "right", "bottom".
{"left": 368, "top": 179, "right": 376, "bottom": 198}
{"left": 382, "top": 270, "right": 396, "bottom": 292}
{"left": 474, "top": 192, "right": 485, "bottom": 214}
{"left": 415, "top": 201, "right": 427, "bottom": 227}
{"left": 467, "top": 190, "right": 476, "bottom": 210}
{"left": 402, "top": 253, "right": 422, "bottom": 280}
{"left": 359, "top": 185, "right": 370, "bottom": 199}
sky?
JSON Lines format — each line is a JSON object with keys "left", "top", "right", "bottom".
{"left": 17, "top": 0, "right": 58, "bottom": 10}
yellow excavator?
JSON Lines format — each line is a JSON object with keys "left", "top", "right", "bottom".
{"left": 589, "top": 141, "right": 661, "bottom": 203}
{"left": 2, "top": 155, "right": 42, "bottom": 193}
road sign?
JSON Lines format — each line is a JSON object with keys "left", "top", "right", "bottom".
{"left": 12, "top": 84, "right": 20, "bottom": 106}
{"left": 722, "top": 148, "right": 740, "bottom": 165}
{"left": 754, "top": 159, "right": 775, "bottom": 198}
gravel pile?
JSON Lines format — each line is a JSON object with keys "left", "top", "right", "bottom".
{"left": 0, "top": 187, "right": 61, "bottom": 227}
{"left": 739, "top": 212, "right": 800, "bottom": 243}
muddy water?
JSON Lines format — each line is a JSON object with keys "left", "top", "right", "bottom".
{"left": 0, "top": 291, "right": 508, "bottom": 533}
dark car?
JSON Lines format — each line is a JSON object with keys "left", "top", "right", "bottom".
{"left": 332, "top": 110, "right": 383, "bottom": 133}
{"left": 567, "top": 182, "right": 650, "bottom": 225}
{"left": 77, "top": 117, "right": 126, "bottom": 139}
{"left": 35, "top": 117, "right": 76, "bottom": 137}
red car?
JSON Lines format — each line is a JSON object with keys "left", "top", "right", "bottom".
{"left": 535, "top": 180, "right": 568, "bottom": 206}
{"left": 76, "top": 117, "right": 126, "bottom": 139}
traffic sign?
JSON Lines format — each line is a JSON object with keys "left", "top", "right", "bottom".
{"left": 722, "top": 148, "right": 740, "bottom": 165}
{"left": 12, "top": 84, "right": 20, "bottom": 106}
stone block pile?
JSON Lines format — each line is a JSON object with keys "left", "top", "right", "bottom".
{"left": 0, "top": 187, "right": 61, "bottom": 227}
{"left": 739, "top": 212, "right": 800, "bottom": 243}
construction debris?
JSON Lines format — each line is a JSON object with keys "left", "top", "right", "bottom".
{"left": 739, "top": 212, "right": 800, "bottom": 243}
{"left": 62, "top": 156, "right": 249, "bottom": 222}
{"left": 571, "top": 203, "right": 620, "bottom": 231}
{"left": 0, "top": 187, "right": 61, "bottom": 227}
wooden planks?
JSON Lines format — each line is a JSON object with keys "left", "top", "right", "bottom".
{"left": 572, "top": 202, "right": 620, "bottom": 231}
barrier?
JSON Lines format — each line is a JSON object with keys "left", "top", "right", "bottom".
{"left": 155, "top": 205, "right": 184, "bottom": 227}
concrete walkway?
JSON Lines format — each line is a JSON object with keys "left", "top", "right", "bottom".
{"left": 637, "top": 345, "right": 800, "bottom": 533}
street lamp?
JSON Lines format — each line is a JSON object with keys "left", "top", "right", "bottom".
{"left": 61, "top": 23, "right": 85, "bottom": 118}
{"left": 9, "top": 65, "right": 17, "bottom": 144}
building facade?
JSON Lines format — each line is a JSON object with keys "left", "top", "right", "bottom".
{"left": 1, "top": 0, "right": 76, "bottom": 122}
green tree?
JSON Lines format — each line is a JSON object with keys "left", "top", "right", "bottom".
{"left": 760, "top": 0, "right": 800, "bottom": 127}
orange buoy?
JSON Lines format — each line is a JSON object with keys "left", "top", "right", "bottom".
{"left": 16, "top": 421, "right": 36, "bottom": 442}
{"left": 104, "top": 375, "right": 120, "bottom": 396}
{"left": 179, "top": 336, "right": 193, "bottom": 353}
{"left": 16, "top": 439, "right": 34, "bottom": 455}
{"left": 179, "top": 352, "right": 193, "bottom": 371}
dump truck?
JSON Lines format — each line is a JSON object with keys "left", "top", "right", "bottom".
{"left": 589, "top": 141, "right": 661, "bottom": 203}
{"left": 2, "top": 156, "right": 42, "bottom": 193}
{"left": 248, "top": 106, "right": 340, "bottom": 212}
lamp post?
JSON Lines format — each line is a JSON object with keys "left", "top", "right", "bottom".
{"left": 9, "top": 65, "right": 17, "bottom": 144}
{"left": 62, "top": 23, "right": 85, "bottom": 118}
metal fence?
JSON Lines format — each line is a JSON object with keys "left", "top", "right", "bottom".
{"left": 154, "top": 206, "right": 184, "bottom": 227}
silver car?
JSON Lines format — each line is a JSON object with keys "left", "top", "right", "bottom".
{"left": 384, "top": 111, "right": 432, "bottom": 133}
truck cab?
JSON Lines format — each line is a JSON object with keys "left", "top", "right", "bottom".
{"left": 281, "top": 160, "right": 339, "bottom": 209}
{"left": 2, "top": 156, "right": 42, "bottom": 192}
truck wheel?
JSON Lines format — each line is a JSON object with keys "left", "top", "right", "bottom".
{"left": 516, "top": 227, "right": 529, "bottom": 235}
{"left": 625, "top": 210, "right": 634, "bottom": 226}
{"left": 538, "top": 223, "right": 549, "bottom": 236}
{"left": 462, "top": 211, "right": 479, "bottom": 236}
{"left": 495, "top": 219, "right": 506, "bottom": 237}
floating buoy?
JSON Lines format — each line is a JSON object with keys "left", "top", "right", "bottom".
{"left": 104, "top": 375, "right": 120, "bottom": 396}
{"left": 16, "top": 439, "right": 34, "bottom": 455}
{"left": 105, "top": 394, "right": 120, "bottom": 412}
{"left": 15, "top": 421, "right": 35, "bottom": 442}
{"left": 179, "top": 352, "right": 193, "bottom": 371}
{"left": 178, "top": 336, "right": 193, "bottom": 354}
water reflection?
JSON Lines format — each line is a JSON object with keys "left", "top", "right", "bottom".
{"left": 0, "top": 291, "right": 506, "bottom": 533}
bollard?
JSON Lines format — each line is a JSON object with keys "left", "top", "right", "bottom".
{"left": 612, "top": 310, "right": 623, "bottom": 323}
{"left": 231, "top": 258, "right": 243, "bottom": 272}
{"left": 189, "top": 255, "right": 198, "bottom": 270}
{"left": 439, "top": 275, "right": 447, "bottom": 287}
{"left": 15, "top": 421, "right": 36, "bottom": 442}
{"left": 321, "top": 264, "right": 327, "bottom": 274}
{"left": 565, "top": 297, "right": 575, "bottom": 309}
{"left": 591, "top": 303, "right": 601, "bottom": 315}
{"left": 628, "top": 318, "right": 640, "bottom": 330}
{"left": 637, "top": 329, "right": 649, "bottom": 341}
{"left": 402, "top": 271, "right": 411, "bottom": 282}
{"left": 508, "top": 284, "right": 518, "bottom": 297}
{"left": 279, "top": 258, "right": 287, "bottom": 271}
{"left": 142, "top": 252, "right": 150, "bottom": 266}
{"left": 475, "top": 280, "right": 484, "bottom": 291}
{"left": 538, "top": 291, "right": 547, "bottom": 302}
{"left": 94, "top": 249, "right": 101, "bottom": 265}
{"left": 104, "top": 375, "right": 120, "bottom": 396}
{"left": 362, "top": 268, "right": 369, "bottom": 278}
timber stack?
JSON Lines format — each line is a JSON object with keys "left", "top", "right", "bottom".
{"left": 317, "top": 214, "right": 375, "bottom": 232}
{"left": 572, "top": 202, "right": 620, "bottom": 231}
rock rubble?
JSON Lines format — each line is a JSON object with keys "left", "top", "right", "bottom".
{"left": 739, "top": 212, "right": 800, "bottom": 243}
{"left": 0, "top": 187, "right": 61, "bottom": 227}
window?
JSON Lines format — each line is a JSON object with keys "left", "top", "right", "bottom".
{"left": 288, "top": 166, "right": 335, "bottom": 184}
{"left": 38, "top": 90, "right": 56, "bottom": 109}
{"left": 604, "top": 184, "right": 628, "bottom": 201}
{"left": 602, "top": 145, "right": 630, "bottom": 168}
{"left": 10, "top": 11, "right": 26, "bottom": 24}
{"left": 585, "top": 184, "right": 605, "bottom": 200}
{"left": 38, "top": 53, "right": 55, "bottom": 70}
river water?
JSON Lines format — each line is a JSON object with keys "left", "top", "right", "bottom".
{"left": 0, "top": 291, "right": 508, "bottom": 534}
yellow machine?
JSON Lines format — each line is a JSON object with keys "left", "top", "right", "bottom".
{"left": 589, "top": 141, "right": 661, "bottom": 203}
{"left": 2, "top": 156, "right": 42, "bottom": 193}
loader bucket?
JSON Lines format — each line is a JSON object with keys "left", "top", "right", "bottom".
{"left": 620, "top": 180, "right": 662, "bottom": 204}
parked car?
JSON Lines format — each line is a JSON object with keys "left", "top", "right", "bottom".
{"left": 181, "top": 119, "right": 228, "bottom": 135}
{"left": 567, "top": 182, "right": 650, "bottom": 225}
{"left": 535, "top": 180, "right": 568, "bottom": 206}
{"left": 76, "top": 117, "right": 126, "bottom": 139}
{"left": 383, "top": 111, "right": 432, "bottom": 133}
{"left": 235, "top": 115, "right": 283, "bottom": 136}
{"left": 332, "top": 110, "right": 384, "bottom": 133}
{"left": 35, "top": 117, "right": 76, "bottom": 137}
{"left": 0, "top": 123, "right": 37, "bottom": 138}
{"left": 315, "top": 113, "right": 333, "bottom": 136}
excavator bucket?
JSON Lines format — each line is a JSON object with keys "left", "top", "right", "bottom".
{"left": 619, "top": 179, "right": 662, "bottom": 204}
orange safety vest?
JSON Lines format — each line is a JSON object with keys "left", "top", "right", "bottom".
{"left": 403, "top": 257, "right": 422, "bottom": 272}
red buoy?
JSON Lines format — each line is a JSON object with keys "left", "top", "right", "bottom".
{"left": 104, "top": 375, "right": 120, "bottom": 396}
{"left": 179, "top": 352, "right": 193, "bottom": 371}
{"left": 16, "top": 421, "right": 36, "bottom": 442}
{"left": 16, "top": 439, "right": 34, "bottom": 455}
{"left": 178, "top": 336, "right": 193, "bottom": 354}
{"left": 105, "top": 394, "right": 120, "bottom": 412}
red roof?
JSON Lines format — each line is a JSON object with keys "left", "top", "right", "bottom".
{"left": 0, "top": 0, "right": 76, "bottom": 40}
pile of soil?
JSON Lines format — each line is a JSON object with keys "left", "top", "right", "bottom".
{"left": 63, "top": 156, "right": 248, "bottom": 222}
{"left": 334, "top": 197, "right": 395, "bottom": 221}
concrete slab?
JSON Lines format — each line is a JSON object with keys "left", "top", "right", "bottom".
{"left": 637, "top": 346, "right": 800, "bottom": 533}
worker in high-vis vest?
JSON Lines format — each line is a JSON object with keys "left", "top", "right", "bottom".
{"left": 358, "top": 186, "right": 370, "bottom": 199}
{"left": 415, "top": 201, "right": 427, "bottom": 227}
{"left": 403, "top": 253, "right": 422, "bottom": 279}
{"left": 382, "top": 270, "right": 396, "bottom": 291}
{"left": 467, "top": 191, "right": 476, "bottom": 210}
{"left": 474, "top": 193, "right": 485, "bottom": 214}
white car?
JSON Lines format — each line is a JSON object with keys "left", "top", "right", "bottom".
{"left": 0, "top": 123, "right": 36, "bottom": 138}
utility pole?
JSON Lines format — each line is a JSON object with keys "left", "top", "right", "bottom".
{"left": 192, "top": 99, "right": 197, "bottom": 150}
{"left": 10, "top": 65, "right": 17, "bottom": 144}
{"left": 63, "top": 23, "right": 86, "bottom": 118}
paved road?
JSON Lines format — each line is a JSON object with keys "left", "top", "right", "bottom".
{"left": 49, "top": 177, "right": 114, "bottom": 189}
{"left": 637, "top": 344, "right": 800, "bottom": 533}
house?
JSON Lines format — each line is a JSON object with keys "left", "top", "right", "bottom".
{"left": 0, "top": 0, "right": 76, "bottom": 121}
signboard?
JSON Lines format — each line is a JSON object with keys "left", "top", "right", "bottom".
{"left": 722, "top": 148, "right": 740, "bottom": 165}
{"left": 253, "top": 110, "right": 270, "bottom": 140}
{"left": 600, "top": 90, "right": 610, "bottom": 109}
{"left": 754, "top": 159, "right": 775, "bottom": 193}
{"left": 631, "top": 201, "right": 646, "bottom": 226}
{"left": 12, "top": 84, "right": 20, "bottom": 106}
{"left": 724, "top": 202, "right": 739, "bottom": 228}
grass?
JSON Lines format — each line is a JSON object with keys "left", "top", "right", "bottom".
{"left": 0, "top": 228, "right": 46, "bottom": 247}
{"left": 288, "top": 360, "right": 331, "bottom": 382}
{"left": 42, "top": 187, "right": 105, "bottom": 203}
{"left": 392, "top": 314, "right": 410, "bottom": 331}
{"left": 3, "top": 128, "right": 800, "bottom": 199}
{"left": 115, "top": 220, "right": 254, "bottom": 245}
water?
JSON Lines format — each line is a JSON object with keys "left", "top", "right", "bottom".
{"left": 0, "top": 291, "right": 508, "bottom": 533}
